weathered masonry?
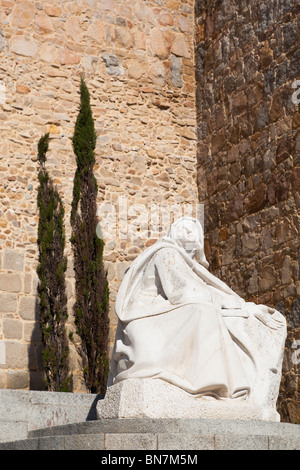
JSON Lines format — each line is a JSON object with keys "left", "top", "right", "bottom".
{"left": 0, "top": 0, "right": 299, "bottom": 424}
{"left": 195, "top": 0, "right": 299, "bottom": 422}
{"left": 0, "top": 0, "right": 198, "bottom": 392}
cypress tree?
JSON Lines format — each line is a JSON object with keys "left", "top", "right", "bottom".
{"left": 71, "top": 77, "right": 109, "bottom": 394}
{"left": 37, "top": 133, "right": 72, "bottom": 392}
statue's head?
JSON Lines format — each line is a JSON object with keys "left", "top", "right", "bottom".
{"left": 166, "top": 217, "right": 208, "bottom": 267}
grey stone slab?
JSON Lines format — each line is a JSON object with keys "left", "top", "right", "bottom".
{"left": 2, "top": 427, "right": 300, "bottom": 450}
{"left": 0, "top": 390, "right": 29, "bottom": 422}
{"left": 30, "top": 418, "right": 167, "bottom": 437}
{"left": 0, "top": 420, "right": 28, "bottom": 443}
{"left": 38, "top": 435, "right": 65, "bottom": 450}
{"left": 28, "top": 390, "right": 98, "bottom": 406}
{"left": 29, "top": 423, "right": 78, "bottom": 438}
{"left": 105, "top": 433, "right": 157, "bottom": 450}
{"left": 215, "top": 434, "right": 269, "bottom": 450}
{"left": 3, "top": 410, "right": 300, "bottom": 451}
{"left": 0, "top": 389, "right": 100, "bottom": 443}
{"left": 27, "top": 390, "right": 99, "bottom": 426}
{"left": 0, "top": 441, "right": 16, "bottom": 450}
{"left": 28, "top": 403, "right": 79, "bottom": 431}
{"left": 76, "top": 419, "right": 161, "bottom": 435}
{"left": 177, "top": 418, "right": 300, "bottom": 438}
{"left": 64, "top": 433, "right": 105, "bottom": 450}
{"left": 86, "top": 418, "right": 300, "bottom": 438}
{"left": 268, "top": 436, "right": 300, "bottom": 450}
{"left": 158, "top": 433, "right": 214, "bottom": 450}
{"left": 14, "top": 438, "right": 39, "bottom": 450}
{"left": 79, "top": 418, "right": 166, "bottom": 435}
{"left": 28, "top": 417, "right": 300, "bottom": 440}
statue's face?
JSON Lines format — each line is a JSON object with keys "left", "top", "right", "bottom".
{"left": 176, "top": 220, "right": 202, "bottom": 254}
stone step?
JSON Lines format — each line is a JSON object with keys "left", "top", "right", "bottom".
{"left": 0, "top": 389, "right": 100, "bottom": 444}
{"left": 0, "top": 419, "right": 299, "bottom": 450}
{"left": 28, "top": 417, "right": 300, "bottom": 438}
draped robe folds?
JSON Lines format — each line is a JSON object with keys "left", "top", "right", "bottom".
{"left": 109, "top": 237, "right": 257, "bottom": 400}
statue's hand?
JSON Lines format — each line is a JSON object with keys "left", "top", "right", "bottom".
{"left": 248, "top": 304, "right": 285, "bottom": 330}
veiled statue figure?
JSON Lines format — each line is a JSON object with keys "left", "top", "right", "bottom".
{"left": 102, "top": 217, "right": 287, "bottom": 422}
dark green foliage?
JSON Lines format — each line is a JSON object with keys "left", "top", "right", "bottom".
{"left": 37, "top": 133, "right": 73, "bottom": 392}
{"left": 37, "top": 133, "right": 49, "bottom": 164}
{"left": 71, "top": 78, "right": 109, "bottom": 394}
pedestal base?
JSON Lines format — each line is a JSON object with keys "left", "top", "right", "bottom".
{"left": 1, "top": 416, "right": 300, "bottom": 450}
{"left": 97, "top": 379, "right": 280, "bottom": 422}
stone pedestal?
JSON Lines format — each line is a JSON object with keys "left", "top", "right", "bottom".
{"left": 1, "top": 416, "right": 300, "bottom": 450}
{"left": 97, "top": 379, "right": 280, "bottom": 422}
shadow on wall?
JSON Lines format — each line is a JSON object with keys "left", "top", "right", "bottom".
{"left": 29, "top": 298, "right": 45, "bottom": 391}
{"left": 86, "top": 394, "right": 105, "bottom": 420}
{"left": 27, "top": 299, "right": 104, "bottom": 423}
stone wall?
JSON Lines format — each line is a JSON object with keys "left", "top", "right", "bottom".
{"left": 1, "top": 0, "right": 298, "bottom": 422}
{"left": 0, "top": 389, "right": 99, "bottom": 443}
{"left": 195, "top": 0, "right": 299, "bottom": 422}
{"left": 0, "top": 0, "right": 198, "bottom": 391}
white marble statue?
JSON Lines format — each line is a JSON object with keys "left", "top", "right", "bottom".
{"left": 101, "top": 217, "right": 287, "bottom": 421}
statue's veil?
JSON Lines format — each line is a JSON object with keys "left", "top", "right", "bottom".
{"left": 115, "top": 217, "right": 238, "bottom": 322}
{"left": 164, "top": 216, "right": 209, "bottom": 268}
